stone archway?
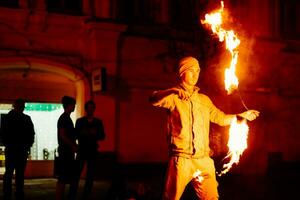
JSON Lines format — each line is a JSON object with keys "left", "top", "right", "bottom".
{"left": 0, "top": 57, "right": 90, "bottom": 116}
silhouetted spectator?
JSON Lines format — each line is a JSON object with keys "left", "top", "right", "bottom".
{"left": 74, "top": 100, "right": 106, "bottom": 199}
{"left": 2, "top": 98, "right": 35, "bottom": 200}
{"left": 55, "top": 96, "right": 78, "bottom": 200}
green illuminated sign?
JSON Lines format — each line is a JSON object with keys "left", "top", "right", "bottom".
{"left": 25, "top": 103, "right": 62, "bottom": 111}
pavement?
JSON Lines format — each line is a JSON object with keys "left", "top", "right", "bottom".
{"left": 0, "top": 175, "right": 299, "bottom": 200}
{"left": 0, "top": 179, "right": 110, "bottom": 200}
{"left": 0, "top": 161, "right": 299, "bottom": 200}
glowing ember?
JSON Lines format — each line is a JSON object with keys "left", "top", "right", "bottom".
{"left": 219, "top": 117, "right": 249, "bottom": 176}
{"left": 193, "top": 169, "right": 204, "bottom": 183}
{"left": 201, "top": 1, "right": 240, "bottom": 94}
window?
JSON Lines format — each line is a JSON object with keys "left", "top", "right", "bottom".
{"left": 0, "top": 103, "right": 74, "bottom": 161}
{"left": 0, "top": 0, "right": 18, "bottom": 8}
{"left": 115, "top": 0, "right": 161, "bottom": 25}
{"left": 280, "top": 0, "right": 300, "bottom": 39}
{"left": 169, "top": 0, "right": 201, "bottom": 30}
{"left": 46, "top": 0, "right": 82, "bottom": 15}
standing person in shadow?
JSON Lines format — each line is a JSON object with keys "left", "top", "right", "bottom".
{"left": 74, "top": 100, "right": 106, "bottom": 200}
{"left": 2, "top": 98, "right": 35, "bottom": 200}
{"left": 55, "top": 96, "right": 78, "bottom": 200}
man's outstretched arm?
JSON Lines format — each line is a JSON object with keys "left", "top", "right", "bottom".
{"left": 209, "top": 96, "right": 260, "bottom": 125}
{"left": 149, "top": 87, "right": 191, "bottom": 103}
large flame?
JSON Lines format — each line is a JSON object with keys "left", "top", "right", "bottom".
{"left": 201, "top": 1, "right": 250, "bottom": 175}
{"left": 219, "top": 117, "right": 249, "bottom": 175}
{"left": 201, "top": 1, "right": 240, "bottom": 94}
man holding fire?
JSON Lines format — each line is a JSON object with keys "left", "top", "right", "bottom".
{"left": 150, "top": 56, "right": 259, "bottom": 200}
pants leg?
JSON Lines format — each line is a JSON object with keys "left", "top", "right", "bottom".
{"left": 163, "top": 156, "right": 192, "bottom": 200}
{"left": 82, "top": 158, "right": 96, "bottom": 199}
{"left": 14, "top": 150, "right": 28, "bottom": 200}
{"left": 68, "top": 159, "right": 82, "bottom": 200}
{"left": 191, "top": 157, "right": 219, "bottom": 200}
{"left": 3, "top": 148, "right": 15, "bottom": 200}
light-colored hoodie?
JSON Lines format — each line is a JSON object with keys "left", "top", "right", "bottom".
{"left": 152, "top": 85, "right": 234, "bottom": 158}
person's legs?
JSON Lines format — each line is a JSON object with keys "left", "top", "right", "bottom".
{"left": 192, "top": 157, "right": 219, "bottom": 200}
{"left": 163, "top": 156, "right": 192, "bottom": 200}
{"left": 55, "top": 156, "right": 68, "bottom": 200}
{"left": 55, "top": 181, "right": 66, "bottom": 200}
{"left": 82, "top": 158, "right": 96, "bottom": 199}
{"left": 3, "top": 148, "right": 15, "bottom": 200}
{"left": 14, "top": 150, "right": 28, "bottom": 200}
{"left": 68, "top": 159, "right": 82, "bottom": 200}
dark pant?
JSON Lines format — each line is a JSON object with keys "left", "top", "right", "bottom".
{"left": 3, "top": 147, "right": 29, "bottom": 200}
{"left": 74, "top": 157, "right": 97, "bottom": 200}
{"left": 55, "top": 153, "right": 78, "bottom": 200}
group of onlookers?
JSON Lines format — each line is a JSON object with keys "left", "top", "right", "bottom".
{"left": 1, "top": 96, "right": 106, "bottom": 200}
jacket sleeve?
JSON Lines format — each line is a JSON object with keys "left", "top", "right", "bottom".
{"left": 151, "top": 91, "right": 175, "bottom": 110}
{"left": 208, "top": 97, "right": 235, "bottom": 126}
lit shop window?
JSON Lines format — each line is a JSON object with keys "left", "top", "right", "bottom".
{"left": 24, "top": 103, "right": 64, "bottom": 160}
{"left": 0, "top": 103, "right": 75, "bottom": 161}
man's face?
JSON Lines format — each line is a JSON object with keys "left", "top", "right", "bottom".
{"left": 180, "top": 67, "right": 200, "bottom": 86}
{"left": 69, "top": 103, "right": 75, "bottom": 113}
{"left": 86, "top": 104, "right": 95, "bottom": 116}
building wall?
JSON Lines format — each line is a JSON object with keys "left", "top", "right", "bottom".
{"left": 0, "top": 0, "right": 299, "bottom": 175}
{"left": 0, "top": 2, "right": 127, "bottom": 152}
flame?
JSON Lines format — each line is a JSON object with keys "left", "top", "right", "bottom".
{"left": 193, "top": 169, "right": 204, "bottom": 183}
{"left": 201, "top": 1, "right": 249, "bottom": 175}
{"left": 219, "top": 117, "right": 249, "bottom": 176}
{"left": 201, "top": 1, "right": 240, "bottom": 94}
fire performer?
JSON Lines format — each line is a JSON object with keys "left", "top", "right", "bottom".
{"left": 150, "top": 56, "right": 259, "bottom": 200}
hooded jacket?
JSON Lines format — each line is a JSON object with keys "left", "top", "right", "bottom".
{"left": 152, "top": 86, "right": 234, "bottom": 158}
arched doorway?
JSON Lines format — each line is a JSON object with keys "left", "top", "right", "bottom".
{"left": 0, "top": 57, "right": 89, "bottom": 115}
{"left": 0, "top": 57, "right": 90, "bottom": 177}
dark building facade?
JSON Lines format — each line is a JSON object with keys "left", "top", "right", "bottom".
{"left": 0, "top": 0, "right": 299, "bottom": 177}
